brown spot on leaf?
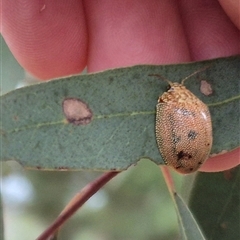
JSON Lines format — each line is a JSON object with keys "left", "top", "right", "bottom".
{"left": 62, "top": 98, "right": 92, "bottom": 125}
{"left": 200, "top": 80, "right": 213, "bottom": 96}
{"left": 13, "top": 115, "right": 19, "bottom": 121}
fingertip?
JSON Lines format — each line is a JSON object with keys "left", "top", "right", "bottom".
{"left": 84, "top": 0, "right": 191, "bottom": 73}
{"left": 199, "top": 148, "right": 240, "bottom": 172}
{"left": 2, "top": 0, "right": 88, "bottom": 80}
{"left": 218, "top": 0, "right": 240, "bottom": 30}
{"left": 179, "top": 0, "right": 240, "bottom": 60}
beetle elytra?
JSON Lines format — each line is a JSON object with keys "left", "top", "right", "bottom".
{"left": 151, "top": 67, "right": 213, "bottom": 174}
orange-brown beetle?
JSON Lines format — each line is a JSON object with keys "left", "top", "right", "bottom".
{"left": 152, "top": 68, "right": 212, "bottom": 174}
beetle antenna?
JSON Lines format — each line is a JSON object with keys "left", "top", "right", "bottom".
{"left": 149, "top": 74, "right": 172, "bottom": 86}
{"left": 181, "top": 65, "right": 211, "bottom": 85}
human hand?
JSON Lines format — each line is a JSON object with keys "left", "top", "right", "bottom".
{"left": 1, "top": 0, "right": 239, "bottom": 173}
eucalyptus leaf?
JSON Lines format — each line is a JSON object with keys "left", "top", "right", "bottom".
{"left": 1, "top": 36, "right": 24, "bottom": 94}
{"left": 182, "top": 165, "right": 240, "bottom": 240}
{"left": 1, "top": 56, "right": 239, "bottom": 170}
{"left": 174, "top": 193, "right": 206, "bottom": 240}
{"left": 0, "top": 195, "right": 4, "bottom": 240}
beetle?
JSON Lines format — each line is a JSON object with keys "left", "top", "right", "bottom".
{"left": 151, "top": 67, "right": 212, "bottom": 174}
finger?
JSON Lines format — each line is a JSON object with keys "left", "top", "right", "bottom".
{"left": 199, "top": 148, "right": 240, "bottom": 172}
{"left": 179, "top": 0, "right": 240, "bottom": 60}
{"left": 2, "top": 0, "right": 88, "bottom": 80}
{"left": 218, "top": 0, "right": 240, "bottom": 30}
{"left": 84, "top": 0, "right": 191, "bottom": 72}
{"left": 179, "top": 0, "right": 239, "bottom": 172}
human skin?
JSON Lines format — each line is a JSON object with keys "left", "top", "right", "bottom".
{"left": 1, "top": 0, "right": 240, "bottom": 173}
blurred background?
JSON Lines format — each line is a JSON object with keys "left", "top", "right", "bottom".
{"left": 1, "top": 160, "right": 183, "bottom": 240}
{"left": 1, "top": 36, "right": 184, "bottom": 240}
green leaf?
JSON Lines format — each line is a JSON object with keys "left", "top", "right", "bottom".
{"left": 0, "top": 36, "right": 24, "bottom": 95}
{"left": 1, "top": 56, "right": 239, "bottom": 170}
{"left": 182, "top": 166, "right": 240, "bottom": 240}
{"left": 0, "top": 194, "right": 4, "bottom": 240}
{"left": 160, "top": 167, "right": 205, "bottom": 239}
{"left": 173, "top": 193, "right": 206, "bottom": 240}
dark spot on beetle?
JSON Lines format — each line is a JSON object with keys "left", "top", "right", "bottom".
{"left": 206, "top": 143, "right": 210, "bottom": 146}
{"left": 188, "top": 130, "right": 198, "bottom": 140}
{"left": 158, "top": 97, "right": 164, "bottom": 103}
{"left": 189, "top": 168, "right": 194, "bottom": 171}
{"left": 173, "top": 136, "right": 181, "bottom": 144}
{"left": 62, "top": 98, "right": 93, "bottom": 125}
{"left": 177, "top": 151, "right": 192, "bottom": 161}
{"left": 198, "top": 161, "right": 203, "bottom": 165}
{"left": 175, "top": 165, "right": 182, "bottom": 169}
{"left": 177, "top": 151, "right": 184, "bottom": 160}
